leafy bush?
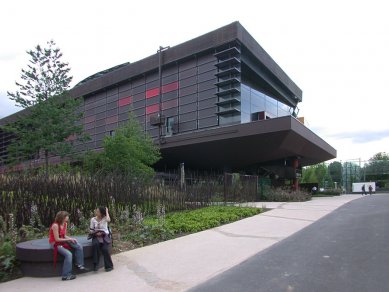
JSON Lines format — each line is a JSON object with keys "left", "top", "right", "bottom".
{"left": 17, "top": 225, "right": 45, "bottom": 241}
{"left": 125, "top": 225, "right": 174, "bottom": 246}
{"left": 133, "top": 205, "right": 261, "bottom": 245}
{"left": 313, "top": 189, "right": 341, "bottom": 196}
{"left": 144, "top": 206, "right": 262, "bottom": 234}
{"left": 0, "top": 216, "right": 5, "bottom": 241}
{"left": 119, "top": 204, "right": 173, "bottom": 246}
{"left": 83, "top": 112, "right": 160, "bottom": 178}
{"left": 262, "top": 187, "right": 311, "bottom": 202}
{"left": 0, "top": 241, "right": 18, "bottom": 282}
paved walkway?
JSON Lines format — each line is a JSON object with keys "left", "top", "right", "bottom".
{"left": 1, "top": 195, "right": 361, "bottom": 291}
{"left": 191, "top": 194, "right": 389, "bottom": 292}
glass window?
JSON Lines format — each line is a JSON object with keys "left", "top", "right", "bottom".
{"left": 278, "top": 102, "right": 291, "bottom": 117}
{"left": 220, "top": 113, "right": 241, "bottom": 125}
{"left": 240, "top": 82, "right": 294, "bottom": 123}
{"left": 166, "top": 117, "right": 175, "bottom": 135}
{"left": 251, "top": 90, "right": 265, "bottom": 114}
{"left": 241, "top": 111, "right": 250, "bottom": 123}
{"left": 240, "top": 84, "right": 251, "bottom": 123}
{"left": 265, "top": 96, "right": 278, "bottom": 117}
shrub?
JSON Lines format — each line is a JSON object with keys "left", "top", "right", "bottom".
{"left": 0, "top": 241, "right": 17, "bottom": 282}
{"left": 0, "top": 216, "right": 5, "bottom": 241}
{"left": 262, "top": 187, "right": 311, "bottom": 202}
{"left": 130, "top": 206, "right": 261, "bottom": 246}
{"left": 126, "top": 225, "right": 174, "bottom": 246}
{"left": 18, "top": 225, "right": 45, "bottom": 242}
{"left": 144, "top": 206, "right": 262, "bottom": 234}
{"left": 313, "top": 189, "right": 341, "bottom": 196}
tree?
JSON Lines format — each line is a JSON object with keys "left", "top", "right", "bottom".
{"left": 300, "top": 163, "right": 333, "bottom": 188}
{"left": 3, "top": 40, "right": 85, "bottom": 174}
{"left": 300, "top": 166, "right": 317, "bottom": 183}
{"left": 328, "top": 161, "right": 342, "bottom": 184}
{"left": 364, "top": 152, "right": 389, "bottom": 187}
{"left": 84, "top": 112, "right": 160, "bottom": 178}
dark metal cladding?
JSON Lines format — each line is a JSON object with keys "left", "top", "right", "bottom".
{"left": 70, "top": 21, "right": 302, "bottom": 101}
{"left": 0, "top": 22, "right": 335, "bottom": 175}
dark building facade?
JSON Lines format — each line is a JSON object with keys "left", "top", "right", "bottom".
{"left": 0, "top": 22, "right": 336, "bottom": 181}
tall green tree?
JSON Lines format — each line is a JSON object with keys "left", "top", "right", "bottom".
{"left": 300, "top": 163, "right": 333, "bottom": 188}
{"left": 4, "top": 40, "right": 85, "bottom": 174}
{"left": 84, "top": 112, "right": 161, "bottom": 178}
{"left": 328, "top": 161, "right": 342, "bottom": 184}
{"left": 364, "top": 152, "right": 389, "bottom": 185}
{"left": 300, "top": 166, "right": 317, "bottom": 183}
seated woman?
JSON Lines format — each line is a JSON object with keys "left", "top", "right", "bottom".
{"left": 89, "top": 207, "right": 114, "bottom": 272}
{"left": 49, "top": 211, "right": 88, "bottom": 281}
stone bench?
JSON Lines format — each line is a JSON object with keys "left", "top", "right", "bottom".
{"left": 16, "top": 235, "right": 111, "bottom": 277}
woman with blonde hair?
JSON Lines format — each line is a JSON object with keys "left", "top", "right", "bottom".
{"left": 49, "top": 211, "right": 88, "bottom": 280}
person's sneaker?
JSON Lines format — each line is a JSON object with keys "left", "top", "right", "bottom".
{"left": 62, "top": 274, "right": 76, "bottom": 281}
{"left": 76, "top": 265, "right": 89, "bottom": 272}
{"left": 105, "top": 267, "right": 114, "bottom": 272}
{"left": 93, "top": 264, "right": 98, "bottom": 272}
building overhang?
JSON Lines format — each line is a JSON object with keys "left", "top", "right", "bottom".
{"left": 156, "top": 116, "right": 336, "bottom": 170}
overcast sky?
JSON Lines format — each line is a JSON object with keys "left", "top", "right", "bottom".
{"left": 1, "top": 0, "right": 388, "bottom": 163}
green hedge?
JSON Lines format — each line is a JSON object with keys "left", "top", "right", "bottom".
{"left": 144, "top": 206, "right": 262, "bottom": 234}
{"left": 312, "top": 190, "right": 341, "bottom": 197}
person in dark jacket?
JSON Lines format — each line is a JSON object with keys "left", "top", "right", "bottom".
{"left": 89, "top": 207, "right": 114, "bottom": 272}
{"left": 361, "top": 184, "right": 367, "bottom": 196}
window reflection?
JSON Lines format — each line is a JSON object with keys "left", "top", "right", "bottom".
{"left": 240, "top": 83, "right": 292, "bottom": 124}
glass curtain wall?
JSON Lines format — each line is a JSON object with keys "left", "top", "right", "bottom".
{"left": 241, "top": 83, "right": 292, "bottom": 123}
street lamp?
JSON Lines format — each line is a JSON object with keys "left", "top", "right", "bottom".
{"left": 157, "top": 45, "right": 170, "bottom": 145}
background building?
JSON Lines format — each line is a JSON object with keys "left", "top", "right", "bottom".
{"left": 0, "top": 22, "right": 336, "bottom": 185}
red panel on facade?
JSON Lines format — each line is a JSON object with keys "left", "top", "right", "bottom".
{"left": 106, "top": 115, "right": 118, "bottom": 124}
{"left": 146, "top": 88, "right": 160, "bottom": 99}
{"left": 162, "top": 99, "right": 178, "bottom": 110}
{"left": 118, "top": 96, "right": 131, "bottom": 107}
{"left": 146, "top": 104, "right": 160, "bottom": 114}
{"left": 146, "top": 82, "right": 178, "bottom": 99}
{"left": 162, "top": 81, "right": 179, "bottom": 93}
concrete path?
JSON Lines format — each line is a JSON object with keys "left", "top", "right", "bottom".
{"left": 191, "top": 194, "right": 389, "bottom": 292}
{"left": 0, "top": 195, "right": 361, "bottom": 292}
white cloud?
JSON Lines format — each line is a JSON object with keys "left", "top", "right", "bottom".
{"left": 0, "top": 92, "right": 19, "bottom": 118}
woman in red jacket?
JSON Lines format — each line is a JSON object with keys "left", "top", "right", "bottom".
{"left": 49, "top": 211, "right": 88, "bottom": 280}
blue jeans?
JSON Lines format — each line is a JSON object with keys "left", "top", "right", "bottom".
{"left": 51, "top": 242, "right": 84, "bottom": 277}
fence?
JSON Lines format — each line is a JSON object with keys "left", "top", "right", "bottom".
{"left": 223, "top": 173, "right": 259, "bottom": 202}
{"left": 0, "top": 172, "right": 259, "bottom": 228}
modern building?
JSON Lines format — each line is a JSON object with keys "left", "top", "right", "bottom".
{"left": 0, "top": 22, "right": 336, "bottom": 185}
